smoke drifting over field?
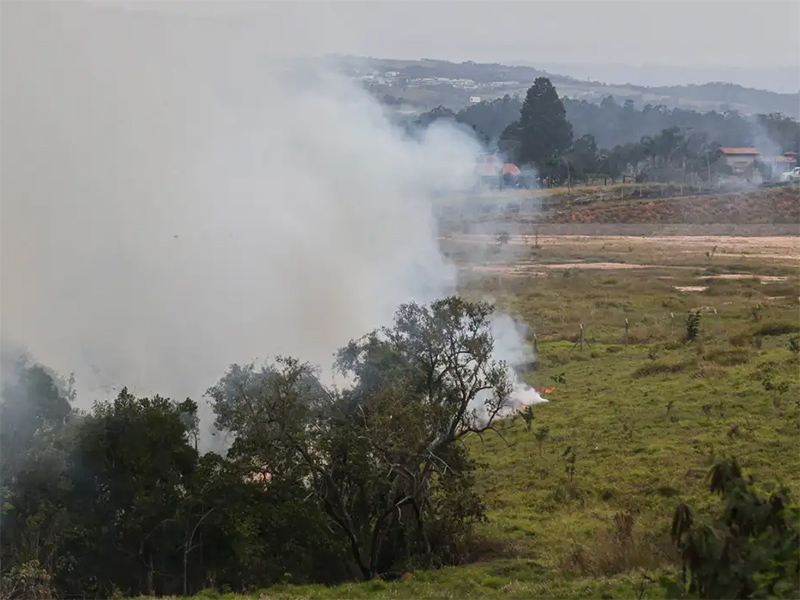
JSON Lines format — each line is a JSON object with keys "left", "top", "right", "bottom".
{"left": 1, "top": 3, "right": 542, "bottom": 446}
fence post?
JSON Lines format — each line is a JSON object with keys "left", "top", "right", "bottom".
{"left": 533, "top": 333, "right": 538, "bottom": 355}
{"left": 670, "top": 312, "right": 675, "bottom": 338}
{"left": 714, "top": 308, "right": 719, "bottom": 334}
{"left": 579, "top": 324, "right": 584, "bottom": 351}
{"left": 625, "top": 318, "right": 629, "bottom": 347}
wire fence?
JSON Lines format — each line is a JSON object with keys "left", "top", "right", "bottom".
{"left": 528, "top": 305, "right": 767, "bottom": 353}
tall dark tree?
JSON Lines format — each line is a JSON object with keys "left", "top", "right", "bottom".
{"left": 499, "top": 77, "right": 573, "bottom": 168}
{"left": 568, "top": 134, "right": 599, "bottom": 181}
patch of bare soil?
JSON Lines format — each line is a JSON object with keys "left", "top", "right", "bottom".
{"left": 701, "top": 274, "right": 789, "bottom": 282}
{"left": 460, "top": 262, "right": 684, "bottom": 277}
{"left": 445, "top": 234, "right": 800, "bottom": 263}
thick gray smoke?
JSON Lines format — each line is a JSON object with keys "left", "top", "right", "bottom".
{"left": 1, "top": 3, "right": 542, "bottom": 449}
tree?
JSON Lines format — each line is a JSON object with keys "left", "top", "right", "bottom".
{"left": 569, "top": 134, "right": 599, "bottom": 182}
{"left": 65, "top": 389, "right": 199, "bottom": 597}
{"left": 0, "top": 352, "right": 75, "bottom": 596}
{"left": 500, "top": 77, "right": 573, "bottom": 169}
{"left": 207, "top": 296, "right": 512, "bottom": 580}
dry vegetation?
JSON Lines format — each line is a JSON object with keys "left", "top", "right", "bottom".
{"left": 439, "top": 182, "right": 800, "bottom": 234}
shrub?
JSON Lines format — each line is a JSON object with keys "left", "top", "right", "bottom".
{"left": 0, "top": 560, "right": 54, "bottom": 600}
{"left": 667, "top": 459, "right": 800, "bottom": 599}
{"left": 685, "top": 310, "right": 701, "bottom": 342}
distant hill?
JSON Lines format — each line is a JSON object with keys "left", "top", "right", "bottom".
{"left": 512, "top": 61, "right": 800, "bottom": 95}
{"left": 326, "top": 55, "right": 800, "bottom": 118}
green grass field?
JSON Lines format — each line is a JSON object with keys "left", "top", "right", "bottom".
{"left": 151, "top": 235, "right": 799, "bottom": 600}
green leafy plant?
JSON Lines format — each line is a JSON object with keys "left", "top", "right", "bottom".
{"left": 685, "top": 310, "right": 701, "bottom": 342}
{"left": 668, "top": 458, "right": 800, "bottom": 599}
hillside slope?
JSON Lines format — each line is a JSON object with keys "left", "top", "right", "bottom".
{"left": 541, "top": 185, "right": 800, "bottom": 225}
{"left": 439, "top": 184, "right": 800, "bottom": 234}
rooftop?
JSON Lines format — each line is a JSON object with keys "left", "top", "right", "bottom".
{"left": 720, "top": 147, "right": 759, "bottom": 155}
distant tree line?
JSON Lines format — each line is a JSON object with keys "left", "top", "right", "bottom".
{"left": 410, "top": 78, "right": 800, "bottom": 186}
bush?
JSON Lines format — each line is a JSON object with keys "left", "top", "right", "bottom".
{"left": 685, "top": 311, "right": 701, "bottom": 342}
{"left": 0, "top": 560, "right": 54, "bottom": 600}
{"left": 667, "top": 459, "right": 800, "bottom": 599}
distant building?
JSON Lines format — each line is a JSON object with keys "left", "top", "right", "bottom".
{"left": 475, "top": 153, "right": 521, "bottom": 188}
{"left": 469, "top": 96, "right": 481, "bottom": 104}
{"left": 763, "top": 155, "right": 797, "bottom": 176}
{"left": 719, "top": 148, "right": 759, "bottom": 174}
{"left": 720, "top": 148, "right": 797, "bottom": 178}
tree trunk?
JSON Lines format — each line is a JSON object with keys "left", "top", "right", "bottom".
{"left": 146, "top": 554, "right": 154, "bottom": 596}
{"left": 183, "top": 535, "right": 189, "bottom": 596}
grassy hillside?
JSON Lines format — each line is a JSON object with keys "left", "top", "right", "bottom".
{"left": 150, "top": 236, "right": 800, "bottom": 600}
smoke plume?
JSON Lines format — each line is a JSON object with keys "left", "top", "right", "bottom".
{"left": 1, "top": 3, "right": 542, "bottom": 449}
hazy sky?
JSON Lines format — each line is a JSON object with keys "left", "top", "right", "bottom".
{"left": 111, "top": 0, "right": 799, "bottom": 69}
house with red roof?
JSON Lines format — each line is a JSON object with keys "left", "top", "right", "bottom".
{"left": 719, "top": 147, "right": 759, "bottom": 174}
{"left": 475, "top": 153, "right": 522, "bottom": 188}
{"left": 719, "top": 148, "right": 797, "bottom": 178}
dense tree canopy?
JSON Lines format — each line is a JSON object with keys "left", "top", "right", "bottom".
{"left": 411, "top": 79, "right": 799, "bottom": 186}
{"left": 413, "top": 91, "right": 799, "bottom": 159}
{"left": 0, "top": 297, "right": 515, "bottom": 598}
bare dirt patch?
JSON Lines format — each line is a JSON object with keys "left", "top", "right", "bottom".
{"left": 445, "top": 234, "right": 800, "bottom": 264}
{"left": 701, "top": 274, "right": 790, "bottom": 282}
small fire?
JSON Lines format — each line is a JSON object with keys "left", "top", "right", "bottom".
{"left": 517, "top": 387, "right": 554, "bottom": 413}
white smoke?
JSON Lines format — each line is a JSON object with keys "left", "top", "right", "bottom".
{"left": 490, "top": 313, "right": 548, "bottom": 409}
{"left": 1, "top": 3, "right": 539, "bottom": 449}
